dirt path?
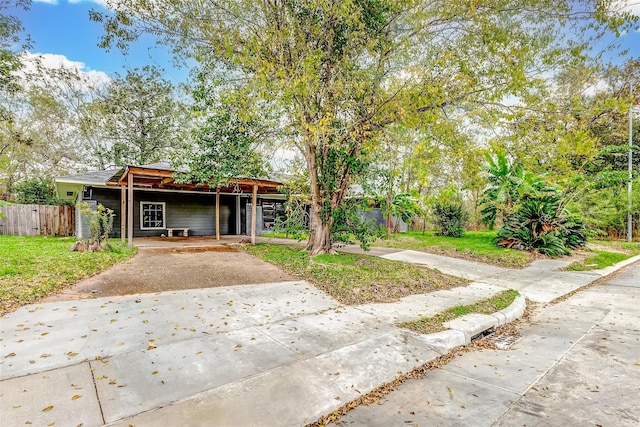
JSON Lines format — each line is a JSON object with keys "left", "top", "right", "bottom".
{"left": 43, "top": 246, "right": 293, "bottom": 302}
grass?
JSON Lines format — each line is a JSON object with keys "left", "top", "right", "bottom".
{"left": 565, "top": 240, "right": 640, "bottom": 271}
{"left": 0, "top": 236, "right": 137, "bottom": 314}
{"left": 260, "top": 231, "right": 309, "bottom": 240}
{"left": 245, "top": 243, "right": 468, "bottom": 305}
{"left": 566, "top": 250, "right": 631, "bottom": 271}
{"left": 400, "top": 289, "right": 520, "bottom": 335}
{"left": 374, "top": 230, "right": 534, "bottom": 268}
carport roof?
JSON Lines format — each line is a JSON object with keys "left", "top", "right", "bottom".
{"left": 56, "top": 163, "right": 284, "bottom": 195}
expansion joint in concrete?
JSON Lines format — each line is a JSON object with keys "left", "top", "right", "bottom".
{"left": 88, "top": 360, "right": 107, "bottom": 425}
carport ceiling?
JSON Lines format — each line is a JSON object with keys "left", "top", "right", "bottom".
{"left": 114, "top": 166, "right": 283, "bottom": 195}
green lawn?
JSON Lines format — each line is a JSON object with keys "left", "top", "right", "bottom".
{"left": 566, "top": 240, "right": 640, "bottom": 271}
{"left": 374, "top": 231, "right": 534, "bottom": 268}
{"left": 400, "top": 289, "right": 520, "bottom": 335}
{"left": 0, "top": 236, "right": 137, "bottom": 314}
{"left": 245, "top": 243, "right": 468, "bottom": 305}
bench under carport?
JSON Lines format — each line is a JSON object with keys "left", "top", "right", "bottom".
{"left": 166, "top": 228, "right": 189, "bottom": 237}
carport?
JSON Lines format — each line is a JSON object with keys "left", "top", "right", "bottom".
{"left": 117, "top": 164, "right": 283, "bottom": 246}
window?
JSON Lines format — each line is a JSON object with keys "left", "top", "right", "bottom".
{"left": 140, "top": 202, "right": 166, "bottom": 229}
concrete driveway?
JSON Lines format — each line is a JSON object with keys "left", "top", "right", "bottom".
{"left": 43, "top": 243, "right": 293, "bottom": 301}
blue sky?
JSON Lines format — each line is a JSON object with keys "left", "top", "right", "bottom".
{"left": 12, "top": 0, "right": 188, "bottom": 82}
{"left": 9, "top": 0, "right": 640, "bottom": 85}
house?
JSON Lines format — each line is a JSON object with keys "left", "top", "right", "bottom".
{"left": 55, "top": 162, "right": 286, "bottom": 244}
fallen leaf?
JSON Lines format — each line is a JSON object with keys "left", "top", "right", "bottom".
{"left": 42, "top": 405, "right": 54, "bottom": 412}
{"left": 72, "top": 395, "right": 81, "bottom": 400}
{"left": 67, "top": 352, "right": 78, "bottom": 357}
{"left": 147, "top": 341, "right": 157, "bottom": 350}
{"left": 47, "top": 422, "right": 55, "bottom": 426}
{"left": 152, "top": 371, "right": 158, "bottom": 375}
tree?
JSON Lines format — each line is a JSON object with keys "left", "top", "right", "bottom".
{"left": 0, "top": 0, "right": 30, "bottom": 96}
{"left": 173, "top": 89, "right": 270, "bottom": 186}
{"left": 13, "top": 177, "right": 59, "bottom": 205}
{"left": 1, "top": 65, "right": 95, "bottom": 197}
{"left": 85, "top": 65, "right": 187, "bottom": 168}
{"left": 92, "top": 0, "right": 637, "bottom": 253}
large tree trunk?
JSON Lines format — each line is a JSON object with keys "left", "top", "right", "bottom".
{"left": 304, "top": 139, "right": 335, "bottom": 255}
{"left": 307, "top": 201, "right": 334, "bottom": 255}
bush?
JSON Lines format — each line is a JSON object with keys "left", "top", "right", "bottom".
{"left": 495, "top": 194, "right": 587, "bottom": 257}
{"left": 13, "top": 178, "right": 60, "bottom": 205}
{"left": 76, "top": 202, "right": 115, "bottom": 251}
{"left": 431, "top": 187, "right": 468, "bottom": 237}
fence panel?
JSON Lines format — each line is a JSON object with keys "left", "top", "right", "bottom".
{"left": 0, "top": 204, "right": 75, "bottom": 236}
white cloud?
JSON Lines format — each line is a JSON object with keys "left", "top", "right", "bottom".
{"left": 22, "top": 52, "right": 111, "bottom": 89}
{"left": 612, "top": 1, "right": 640, "bottom": 17}
{"left": 32, "top": 0, "right": 59, "bottom": 4}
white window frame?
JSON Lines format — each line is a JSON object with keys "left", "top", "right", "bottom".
{"left": 140, "top": 201, "right": 166, "bottom": 230}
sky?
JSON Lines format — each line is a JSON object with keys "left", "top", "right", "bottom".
{"left": 11, "top": 0, "right": 189, "bottom": 84}
{"left": 7, "top": 0, "right": 640, "bottom": 87}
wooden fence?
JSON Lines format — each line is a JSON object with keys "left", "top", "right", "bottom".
{"left": 0, "top": 204, "right": 75, "bottom": 236}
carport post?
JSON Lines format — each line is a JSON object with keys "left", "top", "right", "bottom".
{"left": 216, "top": 186, "right": 220, "bottom": 241}
{"left": 127, "top": 172, "right": 134, "bottom": 247}
{"left": 120, "top": 185, "right": 126, "bottom": 243}
{"left": 251, "top": 184, "right": 258, "bottom": 245}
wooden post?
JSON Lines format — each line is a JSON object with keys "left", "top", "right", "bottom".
{"left": 216, "top": 186, "right": 221, "bottom": 241}
{"left": 127, "top": 172, "right": 134, "bottom": 247}
{"left": 235, "top": 195, "right": 241, "bottom": 236}
{"left": 121, "top": 185, "right": 126, "bottom": 243}
{"left": 251, "top": 184, "right": 258, "bottom": 245}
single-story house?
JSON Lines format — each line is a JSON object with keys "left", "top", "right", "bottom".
{"left": 55, "top": 162, "right": 286, "bottom": 244}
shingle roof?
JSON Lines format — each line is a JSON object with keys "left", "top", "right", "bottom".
{"left": 56, "top": 169, "right": 122, "bottom": 185}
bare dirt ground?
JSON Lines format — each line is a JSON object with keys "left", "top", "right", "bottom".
{"left": 42, "top": 245, "right": 293, "bottom": 302}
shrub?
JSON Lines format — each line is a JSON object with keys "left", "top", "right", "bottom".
{"left": 75, "top": 202, "right": 115, "bottom": 251}
{"left": 13, "top": 178, "right": 60, "bottom": 205}
{"left": 495, "top": 194, "right": 586, "bottom": 257}
{"left": 431, "top": 187, "right": 468, "bottom": 238}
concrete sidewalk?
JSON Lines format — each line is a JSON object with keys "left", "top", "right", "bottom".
{"left": 1, "top": 245, "right": 638, "bottom": 426}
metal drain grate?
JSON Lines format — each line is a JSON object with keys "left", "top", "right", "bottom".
{"left": 485, "top": 333, "right": 522, "bottom": 350}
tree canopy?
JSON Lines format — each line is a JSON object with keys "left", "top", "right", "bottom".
{"left": 90, "top": 0, "right": 638, "bottom": 252}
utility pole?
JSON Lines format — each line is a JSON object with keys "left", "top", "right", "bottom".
{"left": 629, "top": 82, "right": 634, "bottom": 243}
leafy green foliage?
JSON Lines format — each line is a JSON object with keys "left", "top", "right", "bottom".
{"left": 0, "top": 200, "right": 9, "bottom": 218}
{"left": 479, "top": 153, "right": 554, "bottom": 229}
{"left": 85, "top": 65, "right": 187, "bottom": 168}
{"left": 0, "top": 1, "right": 30, "bottom": 96}
{"left": 331, "top": 200, "right": 386, "bottom": 251}
{"left": 78, "top": 202, "right": 115, "bottom": 250}
{"left": 431, "top": 186, "right": 468, "bottom": 238}
{"left": 496, "top": 193, "right": 587, "bottom": 257}
{"left": 174, "top": 95, "right": 269, "bottom": 187}
{"left": 12, "top": 177, "right": 60, "bottom": 205}
{"left": 391, "top": 192, "right": 422, "bottom": 224}
{"left": 89, "top": 0, "right": 638, "bottom": 254}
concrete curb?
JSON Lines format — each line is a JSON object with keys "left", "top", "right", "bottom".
{"left": 417, "top": 294, "right": 526, "bottom": 351}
